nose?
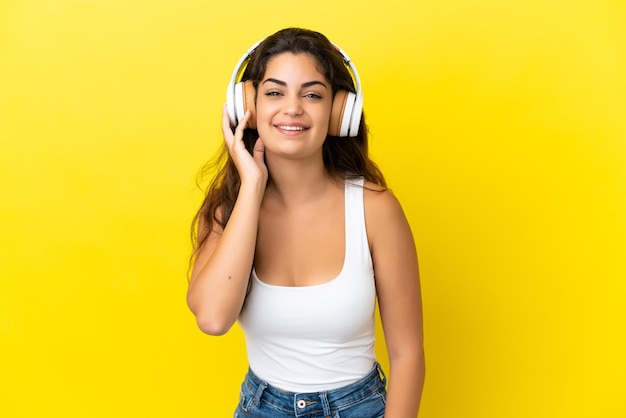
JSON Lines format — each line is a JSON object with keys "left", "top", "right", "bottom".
{"left": 283, "top": 94, "right": 303, "bottom": 116}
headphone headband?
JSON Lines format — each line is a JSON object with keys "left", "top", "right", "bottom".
{"left": 226, "top": 39, "right": 263, "bottom": 127}
{"left": 332, "top": 44, "right": 363, "bottom": 137}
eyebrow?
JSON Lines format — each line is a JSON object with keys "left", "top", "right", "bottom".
{"left": 261, "top": 78, "right": 328, "bottom": 89}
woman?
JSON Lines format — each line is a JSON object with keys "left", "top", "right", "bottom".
{"left": 187, "top": 28, "right": 424, "bottom": 417}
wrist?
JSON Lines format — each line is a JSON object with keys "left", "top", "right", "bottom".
{"left": 238, "top": 178, "right": 266, "bottom": 202}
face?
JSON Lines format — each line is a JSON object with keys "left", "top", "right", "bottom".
{"left": 255, "top": 53, "right": 332, "bottom": 160}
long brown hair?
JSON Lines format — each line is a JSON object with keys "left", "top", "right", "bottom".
{"left": 191, "top": 28, "right": 386, "bottom": 262}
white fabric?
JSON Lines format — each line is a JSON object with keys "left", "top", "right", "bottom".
{"left": 239, "top": 178, "right": 377, "bottom": 392}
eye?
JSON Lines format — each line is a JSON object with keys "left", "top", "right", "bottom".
{"left": 303, "top": 93, "right": 323, "bottom": 100}
{"left": 264, "top": 91, "right": 283, "bottom": 97}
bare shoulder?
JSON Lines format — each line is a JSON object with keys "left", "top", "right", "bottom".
{"left": 362, "top": 180, "right": 415, "bottom": 254}
{"left": 362, "top": 180, "right": 406, "bottom": 222}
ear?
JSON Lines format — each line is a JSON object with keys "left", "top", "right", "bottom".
{"left": 329, "top": 90, "right": 348, "bottom": 137}
{"left": 242, "top": 80, "right": 257, "bottom": 129}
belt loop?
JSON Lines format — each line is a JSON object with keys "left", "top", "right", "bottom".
{"left": 252, "top": 380, "right": 268, "bottom": 408}
{"left": 319, "top": 391, "right": 332, "bottom": 417}
{"left": 376, "top": 362, "right": 387, "bottom": 387}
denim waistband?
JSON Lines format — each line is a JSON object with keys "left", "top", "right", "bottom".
{"left": 242, "top": 363, "right": 386, "bottom": 417}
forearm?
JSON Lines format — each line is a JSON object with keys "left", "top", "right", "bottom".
{"left": 187, "top": 182, "right": 264, "bottom": 334}
{"left": 384, "top": 350, "right": 426, "bottom": 418}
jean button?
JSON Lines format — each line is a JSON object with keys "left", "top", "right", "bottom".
{"left": 297, "top": 399, "right": 306, "bottom": 409}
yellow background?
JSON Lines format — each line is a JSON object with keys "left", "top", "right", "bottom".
{"left": 1, "top": 0, "right": 625, "bottom": 416}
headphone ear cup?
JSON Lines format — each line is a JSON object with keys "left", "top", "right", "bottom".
{"left": 329, "top": 90, "right": 349, "bottom": 137}
{"left": 242, "top": 80, "right": 257, "bottom": 129}
{"left": 342, "top": 91, "right": 357, "bottom": 137}
{"left": 329, "top": 89, "right": 357, "bottom": 137}
{"left": 232, "top": 80, "right": 257, "bottom": 128}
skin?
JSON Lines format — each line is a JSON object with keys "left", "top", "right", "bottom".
{"left": 187, "top": 52, "right": 425, "bottom": 417}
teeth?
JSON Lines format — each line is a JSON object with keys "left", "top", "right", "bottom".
{"left": 277, "top": 125, "right": 305, "bottom": 131}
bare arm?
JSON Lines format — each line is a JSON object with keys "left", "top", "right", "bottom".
{"left": 365, "top": 186, "right": 425, "bottom": 417}
{"left": 186, "top": 107, "right": 267, "bottom": 335}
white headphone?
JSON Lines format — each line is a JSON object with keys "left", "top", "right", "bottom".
{"left": 226, "top": 38, "right": 363, "bottom": 137}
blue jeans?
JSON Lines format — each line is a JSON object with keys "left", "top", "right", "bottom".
{"left": 234, "top": 363, "right": 387, "bottom": 418}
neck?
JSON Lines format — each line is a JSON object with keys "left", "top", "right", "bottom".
{"left": 264, "top": 154, "right": 339, "bottom": 207}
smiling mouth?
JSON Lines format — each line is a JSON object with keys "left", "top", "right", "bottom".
{"left": 275, "top": 125, "right": 307, "bottom": 131}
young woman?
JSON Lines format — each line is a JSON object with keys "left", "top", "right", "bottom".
{"left": 187, "top": 28, "right": 424, "bottom": 418}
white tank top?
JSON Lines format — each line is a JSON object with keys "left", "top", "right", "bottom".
{"left": 239, "top": 178, "right": 377, "bottom": 392}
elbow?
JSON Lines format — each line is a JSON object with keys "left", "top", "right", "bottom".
{"left": 187, "top": 297, "right": 234, "bottom": 336}
{"left": 194, "top": 314, "right": 233, "bottom": 336}
{"left": 389, "top": 345, "right": 426, "bottom": 371}
{"left": 186, "top": 287, "right": 239, "bottom": 335}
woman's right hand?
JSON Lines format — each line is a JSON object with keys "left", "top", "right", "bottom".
{"left": 222, "top": 104, "right": 268, "bottom": 187}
